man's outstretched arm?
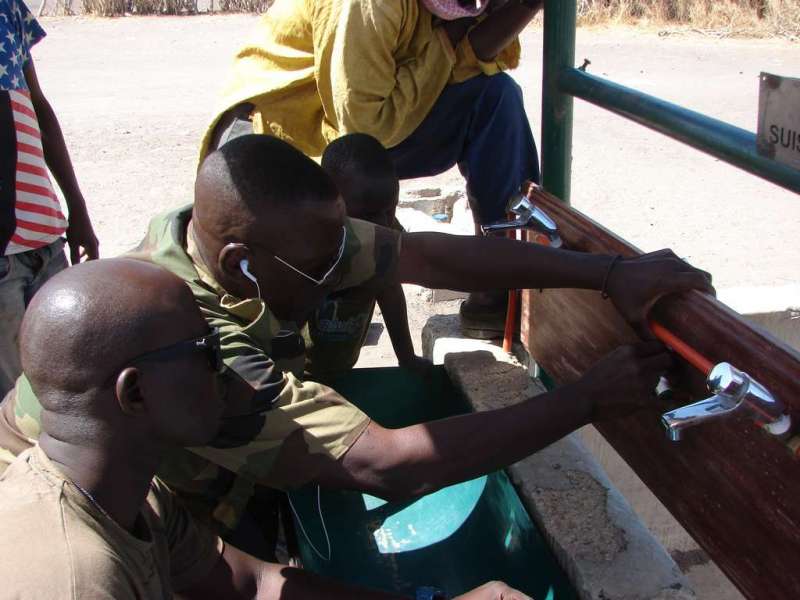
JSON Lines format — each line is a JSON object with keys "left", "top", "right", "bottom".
{"left": 316, "top": 342, "right": 671, "bottom": 501}
{"left": 397, "top": 233, "right": 713, "bottom": 336}
{"left": 399, "top": 231, "right": 610, "bottom": 291}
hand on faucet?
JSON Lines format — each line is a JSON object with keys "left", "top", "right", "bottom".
{"left": 569, "top": 341, "right": 675, "bottom": 423}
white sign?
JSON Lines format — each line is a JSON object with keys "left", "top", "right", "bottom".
{"left": 757, "top": 72, "right": 800, "bottom": 171}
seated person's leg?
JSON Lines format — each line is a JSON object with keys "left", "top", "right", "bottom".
{"left": 389, "top": 73, "right": 540, "bottom": 336}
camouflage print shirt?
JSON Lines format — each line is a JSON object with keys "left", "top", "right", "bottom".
{"left": 303, "top": 220, "right": 405, "bottom": 382}
{"left": 0, "top": 205, "right": 402, "bottom": 532}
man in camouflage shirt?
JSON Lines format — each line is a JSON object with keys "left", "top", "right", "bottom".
{"left": 0, "top": 135, "right": 714, "bottom": 539}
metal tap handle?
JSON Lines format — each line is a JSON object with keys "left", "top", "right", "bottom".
{"left": 660, "top": 362, "right": 791, "bottom": 441}
{"left": 661, "top": 396, "right": 742, "bottom": 442}
{"left": 707, "top": 362, "right": 748, "bottom": 398}
{"left": 482, "top": 194, "right": 563, "bottom": 247}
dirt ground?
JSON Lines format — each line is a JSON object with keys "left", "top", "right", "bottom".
{"left": 32, "top": 13, "right": 797, "bottom": 598}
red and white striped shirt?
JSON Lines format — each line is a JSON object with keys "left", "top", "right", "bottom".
{"left": 4, "top": 89, "right": 66, "bottom": 255}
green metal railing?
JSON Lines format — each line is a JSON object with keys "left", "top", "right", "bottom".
{"left": 540, "top": 0, "right": 800, "bottom": 204}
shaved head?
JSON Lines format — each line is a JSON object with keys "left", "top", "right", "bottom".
{"left": 192, "top": 134, "right": 348, "bottom": 321}
{"left": 24, "top": 259, "right": 225, "bottom": 516}
{"left": 21, "top": 258, "right": 205, "bottom": 415}
{"left": 195, "top": 134, "right": 339, "bottom": 245}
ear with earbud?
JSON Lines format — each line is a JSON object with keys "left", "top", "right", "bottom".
{"left": 240, "top": 259, "right": 257, "bottom": 284}
{"left": 239, "top": 258, "right": 262, "bottom": 299}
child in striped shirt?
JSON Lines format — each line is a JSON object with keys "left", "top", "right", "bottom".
{"left": 0, "top": 0, "right": 98, "bottom": 396}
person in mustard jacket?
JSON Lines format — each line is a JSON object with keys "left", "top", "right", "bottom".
{"left": 202, "top": 0, "right": 543, "bottom": 335}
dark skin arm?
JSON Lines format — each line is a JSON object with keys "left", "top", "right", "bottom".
{"left": 443, "top": 0, "right": 542, "bottom": 62}
{"left": 399, "top": 232, "right": 610, "bottom": 291}
{"left": 24, "top": 61, "right": 99, "bottom": 264}
{"left": 318, "top": 342, "right": 673, "bottom": 501}
{"left": 339, "top": 381, "right": 594, "bottom": 500}
{"left": 265, "top": 240, "right": 709, "bottom": 498}
{"left": 180, "top": 544, "right": 404, "bottom": 600}
{"left": 376, "top": 282, "right": 432, "bottom": 374}
{"left": 396, "top": 234, "right": 713, "bottom": 338}
{"left": 469, "top": 0, "right": 542, "bottom": 61}
{"left": 180, "top": 543, "right": 531, "bottom": 599}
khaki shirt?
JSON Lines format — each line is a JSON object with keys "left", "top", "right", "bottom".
{"left": 0, "top": 446, "right": 223, "bottom": 599}
{"left": 0, "top": 205, "right": 402, "bottom": 532}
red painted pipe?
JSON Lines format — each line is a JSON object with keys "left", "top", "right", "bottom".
{"left": 502, "top": 220, "right": 518, "bottom": 354}
{"left": 649, "top": 318, "right": 780, "bottom": 424}
{"left": 649, "top": 319, "right": 714, "bottom": 376}
{"left": 503, "top": 289, "right": 517, "bottom": 354}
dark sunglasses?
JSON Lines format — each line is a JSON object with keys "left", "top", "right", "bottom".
{"left": 129, "top": 328, "right": 223, "bottom": 374}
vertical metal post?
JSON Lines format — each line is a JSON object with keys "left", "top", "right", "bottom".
{"left": 541, "top": 0, "right": 576, "bottom": 204}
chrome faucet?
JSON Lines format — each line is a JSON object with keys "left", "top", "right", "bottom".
{"left": 661, "top": 362, "right": 791, "bottom": 442}
{"left": 481, "top": 192, "right": 563, "bottom": 248}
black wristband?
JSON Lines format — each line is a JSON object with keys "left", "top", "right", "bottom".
{"left": 600, "top": 255, "right": 623, "bottom": 299}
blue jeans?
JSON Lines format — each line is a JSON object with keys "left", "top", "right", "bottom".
{"left": 387, "top": 73, "right": 540, "bottom": 225}
{"left": 0, "top": 238, "right": 68, "bottom": 397}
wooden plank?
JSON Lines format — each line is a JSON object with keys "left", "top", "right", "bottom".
{"left": 522, "top": 188, "right": 800, "bottom": 600}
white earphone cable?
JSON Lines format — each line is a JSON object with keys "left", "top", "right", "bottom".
{"left": 287, "top": 485, "right": 332, "bottom": 561}
{"left": 243, "top": 258, "right": 328, "bottom": 561}
{"left": 240, "top": 259, "right": 262, "bottom": 300}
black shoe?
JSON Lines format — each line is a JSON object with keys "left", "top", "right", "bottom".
{"left": 459, "top": 291, "right": 507, "bottom": 339}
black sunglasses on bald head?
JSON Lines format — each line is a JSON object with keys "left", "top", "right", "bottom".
{"left": 128, "top": 328, "right": 224, "bottom": 374}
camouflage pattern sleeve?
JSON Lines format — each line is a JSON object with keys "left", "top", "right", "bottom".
{"left": 0, "top": 376, "right": 41, "bottom": 472}
{"left": 151, "top": 290, "right": 367, "bottom": 529}
{"left": 198, "top": 295, "right": 293, "bottom": 438}
{"left": 334, "top": 217, "right": 402, "bottom": 294}
{"left": 125, "top": 207, "right": 373, "bottom": 533}
{"left": 150, "top": 287, "right": 369, "bottom": 532}
{"left": 193, "top": 300, "right": 370, "bottom": 484}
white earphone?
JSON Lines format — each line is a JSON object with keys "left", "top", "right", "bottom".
{"left": 238, "top": 261, "right": 329, "bottom": 558}
{"left": 239, "top": 259, "right": 256, "bottom": 283}
{"left": 239, "top": 259, "right": 261, "bottom": 299}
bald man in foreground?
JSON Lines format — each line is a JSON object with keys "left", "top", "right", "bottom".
{"left": 0, "top": 258, "right": 529, "bottom": 600}
{"left": 0, "top": 135, "right": 713, "bottom": 543}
